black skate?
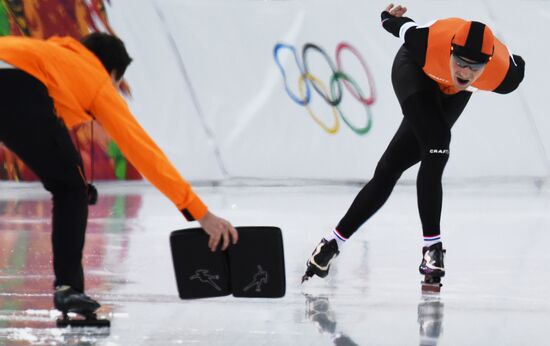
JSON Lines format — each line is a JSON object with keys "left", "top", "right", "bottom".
{"left": 54, "top": 286, "right": 110, "bottom": 328}
{"left": 419, "top": 243, "right": 446, "bottom": 293}
{"left": 302, "top": 239, "right": 339, "bottom": 283}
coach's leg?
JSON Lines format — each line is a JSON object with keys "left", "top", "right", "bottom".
{"left": 0, "top": 70, "right": 89, "bottom": 292}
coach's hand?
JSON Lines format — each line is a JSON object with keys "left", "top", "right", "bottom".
{"left": 198, "top": 211, "right": 239, "bottom": 252}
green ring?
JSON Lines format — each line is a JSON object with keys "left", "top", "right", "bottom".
{"left": 330, "top": 71, "right": 373, "bottom": 135}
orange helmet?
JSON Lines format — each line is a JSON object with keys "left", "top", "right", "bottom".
{"left": 451, "top": 21, "right": 494, "bottom": 63}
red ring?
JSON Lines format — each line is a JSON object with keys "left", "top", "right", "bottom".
{"left": 335, "top": 42, "right": 376, "bottom": 106}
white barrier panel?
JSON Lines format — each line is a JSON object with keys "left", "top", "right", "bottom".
{"left": 107, "top": 0, "right": 550, "bottom": 182}
{"left": 106, "top": 0, "right": 225, "bottom": 181}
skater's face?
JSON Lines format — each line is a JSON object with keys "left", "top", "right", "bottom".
{"left": 449, "top": 54, "right": 487, "bottom": 90}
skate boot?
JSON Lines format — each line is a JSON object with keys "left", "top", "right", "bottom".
{"left": 419, "top": 243, "right": 446, "bottom": 293}
{"left": 302, "top": 239, "right": 340, "bottom": 283}
{"left": 54, "top": 286, "right": 110, "bottom": 328}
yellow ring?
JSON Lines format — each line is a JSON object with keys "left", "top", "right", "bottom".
{"left": 297, "top": 73, "right": 340, "bottom": 134}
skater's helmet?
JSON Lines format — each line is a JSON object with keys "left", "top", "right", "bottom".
{"left": 451, "top": 21, "right": 494, "bottom": 63}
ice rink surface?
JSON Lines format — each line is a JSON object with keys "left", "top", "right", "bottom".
{"left": 0, "top": 181, "right": 549, "bottom": 346}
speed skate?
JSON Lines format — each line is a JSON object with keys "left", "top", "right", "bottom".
{"left": 54, "top": 286, "right": 110, "bottom": 329}
{"left": 419, "top": 243, "right": 446, "bottom": 293}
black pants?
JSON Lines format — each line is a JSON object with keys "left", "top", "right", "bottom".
{"left": 0, "top": 69, "right": 88, "bottom": 292}
{"left": 336, "top": 46, "right": 472, "bottom": 239}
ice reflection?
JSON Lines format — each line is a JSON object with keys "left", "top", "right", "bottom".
{"left": 418, "top": 293, "right": 444, "bottom": 346}
{"left": 305, "top": 294, "right": 359, "bottom": 346}
{"left": 0, "top": 192, "right": 142, "bottom": 344}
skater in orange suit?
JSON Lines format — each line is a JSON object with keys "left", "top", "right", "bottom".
{"left": 303, "top": 4, "right": 525, "bottom": 288}
{"left": 0, "top": 33, "right": 238, "bottom": 315}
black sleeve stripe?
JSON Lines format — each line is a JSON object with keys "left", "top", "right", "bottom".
{"left": 493, "top": 54, "right": 525, "bottom": 94}
{"left": 403, "top": 27, "right": 429, "bottom": 67}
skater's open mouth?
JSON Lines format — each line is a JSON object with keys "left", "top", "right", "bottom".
{"left": 456, "top": 77, "right": 470, "bottom": 85}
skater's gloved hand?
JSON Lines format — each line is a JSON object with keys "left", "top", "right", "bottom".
{"left": 198, "top": 211, "right": 239, "bottom": 252}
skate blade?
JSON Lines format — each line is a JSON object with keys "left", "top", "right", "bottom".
{"left": 57, "top": 317, "right": 110, "bottom": 329}
{"left": 421, "top": 282, "right": 441, "bottom": 293}
{"left": 301, "top": 267, "right": 316, "bottom": 284}
{"left": 421, "top": 277, "right": 442, "bottom": 293}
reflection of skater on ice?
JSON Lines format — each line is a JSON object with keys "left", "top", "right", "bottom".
{"left": 305, "top": 295, "right": 359, "bottom": 346}
{"left": 418, "top": 294, "right": 444, "bottom": 346}
{"left": 190, "top": 269, "right": 222, "bottom": 291}
{"left": 243, "top": 265, "right": 269, "bottom": 292}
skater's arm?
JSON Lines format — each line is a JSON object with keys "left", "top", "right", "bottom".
{"left": 493, "top": 54, "right": 525, "bottom": 94}
{"left": 90, "top": 82, "right": 238, "bottom": 250}
{"left": 381, "top": 4, "right": 429, "bottom": 65}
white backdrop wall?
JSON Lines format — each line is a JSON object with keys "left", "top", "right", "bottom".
{"left": 106, "top": 0, "right": 550, "bottom": 182}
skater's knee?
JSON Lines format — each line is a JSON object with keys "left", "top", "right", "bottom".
{"left": 432, "top": 128, "right": 451, "bottom": 149}
{"left": 374, "top": 157, "right": 403, "bottom": 181}
{"left": 422, "top": 130, "right": 451, "bottom": 161}
{"left": 420, "top": 150, "right": 450, "bottom": 175}
{"left": 425, "top": 146, "right": 450, "bottom": 160}
{"left": 43, "top": 165, "right": 85, "bottom": 191}
{"left": 43, "top": 175, "right": 88, "bottom": 200}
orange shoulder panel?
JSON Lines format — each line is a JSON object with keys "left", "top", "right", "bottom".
{"left": 472, "top": 38, "right": 510, "bottom": 91}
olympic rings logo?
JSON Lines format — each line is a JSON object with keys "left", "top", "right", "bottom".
{"left": 273, "top": 42, "right": 377, "bottom": 135}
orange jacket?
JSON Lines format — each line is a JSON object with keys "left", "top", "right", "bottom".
{"left": 0, "top": 36, "right": 207, "bottom": 221}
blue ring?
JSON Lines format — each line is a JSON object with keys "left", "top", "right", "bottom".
{"left": 273, "top": 43, "right": 311, "bottom": 106}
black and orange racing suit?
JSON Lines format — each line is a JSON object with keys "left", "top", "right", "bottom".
{"left": 335, "top": 12, "right": 525, "bottom": 240}
{"left": 0, "top": 36, "right": 208, "bottom": 291}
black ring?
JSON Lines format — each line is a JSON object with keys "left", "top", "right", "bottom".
{"left": 302, "top": 43, "right": 343, "bottom": 106}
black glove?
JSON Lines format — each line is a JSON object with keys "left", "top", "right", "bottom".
{"left": 381, "top": 10, "right": 395, "bottom": 21}
{"left": 87, "top": 183, "right": 98, "bottom": 205}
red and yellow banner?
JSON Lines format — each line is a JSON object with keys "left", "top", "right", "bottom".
{"left": 0, "top": 0, "right": 141, "bottom": 181}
